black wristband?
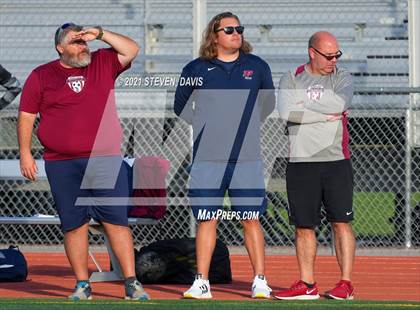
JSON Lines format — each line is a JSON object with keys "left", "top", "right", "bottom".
{"left": 95, "top": 26, "right": 103, "bottom": 40}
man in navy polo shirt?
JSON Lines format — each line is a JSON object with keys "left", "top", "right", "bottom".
{"left": 174, "top": 12, "right": 275, "bottom": 299}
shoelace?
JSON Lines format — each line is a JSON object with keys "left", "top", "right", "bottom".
{"left": 129, "top": 281, "right": 143, "bottom": 291}
{"left": 255, "top": 279, "right": 271, "bottom": 289}
{"left": 336, "top": 281, "right": 351, "bottom": 291}
{"left": 254, "top": 278, "right": 266, "bottom": 285}
{"left": 255, "top": 281, "right": 272, "bottom": 292}
{"left": 291, "top": 281, "right": 305, "bottom": 291}
{"left": 194, "top": 279, "right": 206, "bottom": 286}
{"left": 75, "top": 282, "right": 89, "bottom": 290}
{"left": 193, "top": 279, "right": 209, "bottom": 293}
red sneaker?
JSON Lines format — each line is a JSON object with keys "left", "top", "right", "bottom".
{"left": 274, "top": 280, "right": 320, "bottom": 300}
{"left": 325, "top": 280, "right": 354, "bottom": 300}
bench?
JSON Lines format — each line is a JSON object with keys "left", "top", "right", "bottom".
{"left": 0, "top": 159, "right": 159, "bottom": 282}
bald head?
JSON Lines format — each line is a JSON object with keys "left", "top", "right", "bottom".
{"left": 308, "top": 31, "right": 338, "bottom": 49}
{"left": 307, "top": 31, "right": 341, "bottom": 75}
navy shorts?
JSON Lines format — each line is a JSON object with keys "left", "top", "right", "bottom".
{"left": 188, "top": 161, "right": 267, "bottom": 220}
{"left": 286, "top": 159, "right": 354, "bottom": 227}
{"left": 45, "top": 156, "right": 130, "bottom": 232}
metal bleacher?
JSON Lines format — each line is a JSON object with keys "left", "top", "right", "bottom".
{"left": 0, "top": 0, "right": 409, "bottom": 87}
{"left": 143, "top": 0, "right": 409, "bottom": 92}
{"left": 0, "top": 0, "right": 410, "bottom": 120}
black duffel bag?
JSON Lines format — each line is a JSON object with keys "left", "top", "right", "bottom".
{"left": 135, "top": 238, "right": 231, "bottom": 284}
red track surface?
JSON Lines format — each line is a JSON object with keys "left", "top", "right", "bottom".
{"left": 0, "top": 253, "right": 419, "bottom": 301}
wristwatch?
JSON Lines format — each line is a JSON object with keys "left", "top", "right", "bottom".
{"left": 95, "top": 26, "right": 103, "bottom": 40}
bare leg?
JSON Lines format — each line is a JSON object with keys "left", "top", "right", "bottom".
{"left": 64, "top": 222, "right": 90, "bottom": 281}
{"left": 102, "top": 222, "right": 136, "bottom": 278}
{"left": 332, "top": 222, "right": 355, "bottom": 281}
{"left": 295, "top": 227, "right": 317, "bottom": 284}
{"left": 196, "top": 220, "right": 218, "bottom": 279}
{"left": 242, "top": 219, "right": 265, "bottom": 276}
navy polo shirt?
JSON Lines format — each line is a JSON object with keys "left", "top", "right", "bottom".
{"left": 174, "top": 52, "right": 275, "bottom": 162}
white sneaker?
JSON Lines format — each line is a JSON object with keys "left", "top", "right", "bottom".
{"left": 252, "top": 275, "right": 272, "bottom": 299}
{"left": 183, "top": 274, "right": 212, "bottom": 299}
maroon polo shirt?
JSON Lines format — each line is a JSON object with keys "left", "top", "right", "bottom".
{"left": 19, "top": 48, "right": 129, "bottom": 160}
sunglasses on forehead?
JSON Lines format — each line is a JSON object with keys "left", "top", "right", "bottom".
{"left": 215, "top": 26, "right": 245, "bottom": 35}
{"left": 55, "top": 22, "right": 83, "bottom": 46}
{"left": 311, "top": 46, "right": 342, "bottom": 61}
{"left": 60, "top": 22, "right": 76, "bottom": 30}
{"left": 55, "top": 22, "right": 76, "bottom": 37}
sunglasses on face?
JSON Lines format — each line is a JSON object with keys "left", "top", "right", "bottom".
{"left": 69, "top": 39, "right": 87, "bottom": 45}
{"left": 215, "top": 26, "right": 245, "bottom": 35}
{"left": 311, "top": 46, "right": 342, "bottom": 61}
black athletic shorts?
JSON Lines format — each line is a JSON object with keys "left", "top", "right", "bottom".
{"left": 286, "top": 159, "right": 354, "bottom": 227}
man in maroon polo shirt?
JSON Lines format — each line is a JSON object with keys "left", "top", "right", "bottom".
{"left": 18, "top": 23, "right": 149, "bottom": 301}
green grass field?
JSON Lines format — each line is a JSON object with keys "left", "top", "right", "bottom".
{"left": 0, "top": 299, "right": 419, "bottom": 310}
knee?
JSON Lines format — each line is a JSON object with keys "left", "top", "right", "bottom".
{"left": 295, "top": 227, "right": 315, "bottom": 239}
{"left": 241, "top": 219, "right": 260, "bottom": 229}
{"left": 65, "top": 223, "right": 89, "bottom": 236}
{"left": 198, "top": 219, "right": 218, "bottom": 229}
{"left": 103, "top": 222, "right": 131, "bottom": 237}
{"left": 332, "top": 222, "right": 353, "bottom": 235}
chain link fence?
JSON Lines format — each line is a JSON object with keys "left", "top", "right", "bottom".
{"left": 1, "top": 0, "right": 419, "bottom": 251}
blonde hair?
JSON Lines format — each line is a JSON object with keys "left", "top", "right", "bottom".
{"left": 199, "top": 12, "right": 252, "bottom": 60}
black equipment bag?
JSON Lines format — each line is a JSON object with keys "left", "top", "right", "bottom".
{"left": 135, "top": 238, "right": 231, "bottom": 284}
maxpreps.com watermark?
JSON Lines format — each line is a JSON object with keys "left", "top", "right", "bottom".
{"left": 116, "top": 74, "right": 203, "bottom": 88}
{"left": 197, "top": 209, "right": 260, "bottom": 221}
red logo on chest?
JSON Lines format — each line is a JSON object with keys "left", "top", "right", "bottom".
{"left": 243, "top": 70, "right": 253, "bottom": 80}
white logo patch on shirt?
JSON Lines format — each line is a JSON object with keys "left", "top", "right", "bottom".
{"left": 67, "top": 76, "right": 86, "bottom": 93}
{"left": 306, "top": 84, "right": 324, "bottom": 101}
